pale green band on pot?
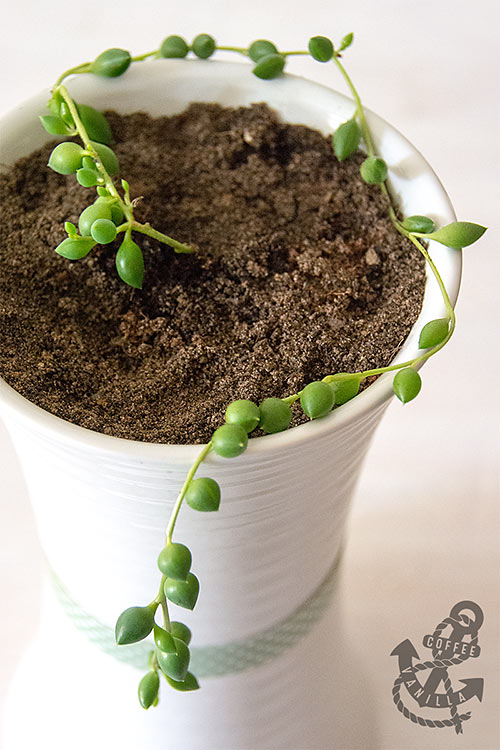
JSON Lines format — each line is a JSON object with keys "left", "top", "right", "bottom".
{"left": 49, "top": 552, "right": 342, "bottom": 679}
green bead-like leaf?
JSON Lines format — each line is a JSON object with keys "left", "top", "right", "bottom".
{"left": 90, "top": 48, "right": 131, "bottom": 78}
{"left": 252, "top": 53, "right": 286, "bottom": 80}
{"left": 300, "top": 381, "right": 334, "bottom": 419}
{"left": 90, "top": 218, "right": 117, "bottom": 244}
{"left": 157, "top": 543, "right": 192, "bottom": 581}
{"left": 116, "top": 235, "right": 144, "bottom": 289}
{"left": 328, "top": 375, "right": 362, "bottom": 405}
{"left": 79, "top": 202, "right": 112, "bottom": 236}
{"left": 115, "top": 606, "right": 155, "bottom": 645}
{"left": 76, "top": 103, "right": 112, "bottom": 145}
{"left": 164, "top": 574, "right": 200, "bottom": 610}
{"left": 340, "top": 32, "right": 354, "bottom": 51}
{"left": 418, "top": 318, "right": 449, "bottom": 349}
{"left": 90, "top": 141, "right": 119, "bottom": 175}
{"left": 76, "top": 168, "right": 99, "bottom": 187}
{"left": 154, "top": 624, "right": 176, "bottom": 654}
{"left": 308, "top": 36, "right": 334, "bottom": 62}
{"left": 248, "top": 39, "right": 278, "bottom": 62}
{"left": 39, "top": 114, "right": 71, "bottom": 135}
{"left": 111, "top": 203, "right": 125, "bottom": 226}
{"left": 64, "top": 221, "right": 77, "bottom": 236}
{"left": 360, "top": 156, "right": 388, "bottom": 184}
{"left": 160, "top": 35, "right": 189, "bottom": 58}
{"left": 185, "top": 477, "right": 221, "bottom": 512}
{"left": 157, "top": 638, "right": 190, "bottom": 682}
{"left": 59, "top": 102, "right": 75, "bottom": 128}
{"left": 422, "top": 221, "right": 487, "bottom": 248}
{"left": 170, "top": 621, "right": 192, "bottom": 645}
{"left": 332, "top": 118, "right": 361, "bottom": 161}
{"left": 47, "top": 92, "right": 64, "bottom": 117}
{"left": 401, "top": 215, "right": 435, "bottom": 234}
{"left": 393, "top": 368, "right": 422, "bottom": 404}
{"left": 259, "top": 398, "right": 291, "bottom": 433}
{"left": 164, "top": 671, "right": 200, "bottom": 692}
{"left": 225, "top": 399, "right": 260, "bottom": 433}
{"left": 191, "top": 34, "right": 216, "bottom": 59}
{"left": 48, "top": 142, "right": 85, "bottom": 174}
{"left": 138, "top": 671, "right": 160, "bottom": 709}
{"left": 54, "top": 236, "right": 96, "bottom": 260}
{"left": 212, "top": 423, "right": 248, "bottom": 458}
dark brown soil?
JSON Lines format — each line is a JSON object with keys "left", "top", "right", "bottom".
{"left": 0, "top": 102, "right": 425, "bottom": 443}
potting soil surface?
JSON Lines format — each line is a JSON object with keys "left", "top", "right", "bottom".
{"left": 0, "top": 102, "right": 425, "bottom": 443}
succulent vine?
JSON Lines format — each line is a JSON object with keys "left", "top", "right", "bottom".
{"left": 40, "top": 32, "right": 487, "bottom": 708}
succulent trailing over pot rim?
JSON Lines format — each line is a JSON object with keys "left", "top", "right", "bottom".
{"left": 37, "top": 31, "right": 486, "bottom": 707}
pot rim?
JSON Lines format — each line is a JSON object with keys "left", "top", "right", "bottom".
{"left": 0, "top": 59, "right": 461, "bottom": 462}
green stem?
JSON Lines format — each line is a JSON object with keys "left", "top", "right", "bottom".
{"left": 54, "top": 62, "right": 91, "bottom": 87}
{"left": 166, "top": 441, "right": 213, "bottom": 543}
{"left": 216, "top": 45, "right": 248, "bottom": 55}
{"left": 281, "top": 50, "right": 310, "bottom": 56}
{"left": 131, "top": 221, "right": 194, "bottom": 254}
{"left": 331, "top": 53, "right": 375, "bottom": 156}
{"left": 131, "top": 49, "right": 159, "bottom": 62}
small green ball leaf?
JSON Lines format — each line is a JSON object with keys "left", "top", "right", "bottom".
{"left": 39, "top": 115, "right": 71, "bottom": 135}
{"left": 115, "top": 606, "right": 154, "bottom": 645}
{"left": 76, "top": 103, "right": 112, "bottom": 145}
{"left": 47, "top": 92, "right": 64, "bottom": 117}
{"left": 164, "top": 671, "right": 200, "bottom": 692}
{"left": 186, "top": 477, "right": 221, "bottom": 512}
{"left": 212, "top": 423, "right": 248, "bottom": 458}
{"left": 252, "top": 53, "right": 285, "bottom": 80}
{"left": 332, "top": 118, "right": 361, "bottom": 161}
{"left": 76, "top": 168, "right": 99, "bottom": 187}
{"left": 157, "top": 543, "right": 192, "bottom": 581}
{"left": 96, "top": 186, "right": 110, "bottom": 197}
{"left": 78, "top": 202, "right": 112, "bottom": 236}
{"left": 259, "top": 398, "right": 291, "bottom": 433}
{"left": 340, "top": 32, "right": 354, "bottom": 51}
{"left": 423, "top": 221, "right": 487, "bottom": 248}
{"left": 393, "top": 368, "right": 422, "bottom": 404}
{"left": 116, "top": 235, "right": 144, "bottom": 289}
{"left": 300, "top": 381, "right": 334, "bottom": 419}
{"left": 418, "top": 318, "right": 449, "bottom": 349}
{"left": 225, "top": 399, "right": 260, "bottom": 433}
{"left": 90, "top": 141, "right": 119, "bottom": 175}
{"left": 191, "top": 34, "right": 216, "bottom": 59}
{"left": 164, "top": 574, "right": 200, "bottom": 610}
{"left": 90, "top": 48, "right": 131, "bottom": 78}
{"left": 111, "top": 203, "right": 125, "bottom": 226}
{"left": 48, "top": 142, "right": 85, "bottom": 175}
{"left": 248, "top": 39, "right": 278, "bottom": 62}
{"left": 64, "top": 221, "right": 77, "bottom": 236}
{"left": 55, "top": 236, "right": 96, "bottom": 260}
{"left": 160, "top": 35, "right": 189, "bottom": 58}
{"left": 138, "top": 671, "right": 160, "bottom": 709}
{"left": 90, "top": 218, "right": 117, "bottom": 244}
{"left": 308, "top": 36, "right": 334, "bottom": 62}
{"left": 59, "top": 102, "right": 75, "bottom": 128}
{"left": 360, "top": 156, "right": 388, "bottom": 184}
{"left": 82, "top": 156, "right": 97, "bottom": 170}
{"left": 153, "top": 624, "right": 176, "bottom": 654}
{"left": 170, "top": 621, "right": 192, "bottom": 645}
{"left": 401, "top": 215, "right": 436, "bottom": 234}
{"left": 157, "top": 638, "right": 190, "bottom": 682}
{"left": 328, "top": 375, "right": 362, "bottom": 405}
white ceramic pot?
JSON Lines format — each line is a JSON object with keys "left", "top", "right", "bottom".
{"left": 0, "top": 60, "right": 460, "bottom": 750}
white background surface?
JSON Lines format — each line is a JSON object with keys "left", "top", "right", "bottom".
{"left": 0, "top": 1, "right": 499, "bottom": 749}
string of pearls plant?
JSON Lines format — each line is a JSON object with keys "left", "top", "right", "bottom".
{"left": 41, "top": 32, "right": 486, "bottom": 708}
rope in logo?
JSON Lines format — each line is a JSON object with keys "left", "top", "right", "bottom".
{"left": 392, "top": 603, "right": 482, "bottom": 733}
